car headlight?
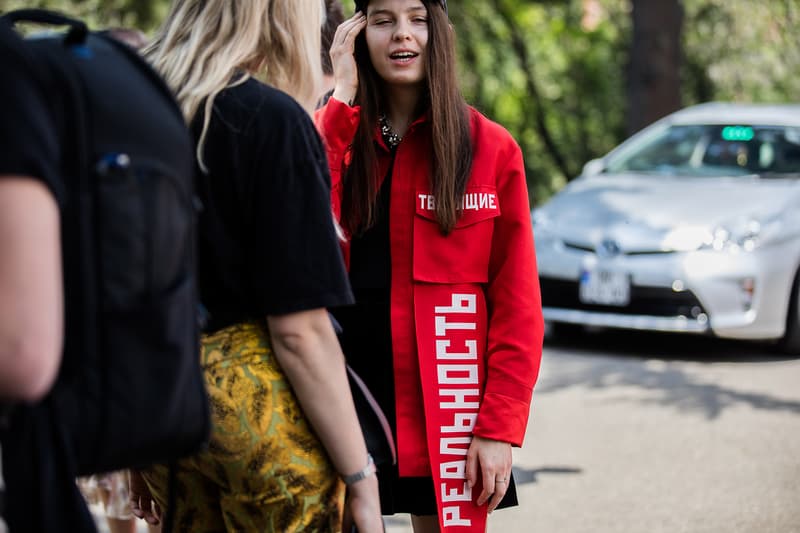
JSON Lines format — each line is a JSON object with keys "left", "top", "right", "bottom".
{"left": 661, "top": 226, "right": 713, "bottom": 252}
{"left": 707, "top": 218, "right": 768, "bottom": 252}
{"left": 663, "top": 217, "right": 778, "bottom": 253}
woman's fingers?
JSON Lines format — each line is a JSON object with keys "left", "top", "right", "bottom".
{"left": 476, "top": 463, "right": 497, "bottom": 506}
{"left": 476, "top": 469, "right": 511, "bottom": 510}
{"left": 333, "top": 12, "right": 366, "bottom": 49}
{"left": 487, "top": 474, "right": 509, "bottom": 513}
{"left": 466, "top": 445, "right": 479, "bottom": 488}
{"left": 129, "top": 470, "right": 162, "bottom": 525}
{"left": 330, "top": 13, "right": 367, "bottom": 104}
{"left": 130, "top": 495, "right": 144, "bottom": 518}
{"left": 468, "top": 436, "right": 513, "bottom": 510}
{"left": 152, "top": 500, "right": 162, "bottom": 523}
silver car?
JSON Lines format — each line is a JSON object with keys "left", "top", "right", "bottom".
{"left": 533, "top": 102, "right": 800, "bottom": 353}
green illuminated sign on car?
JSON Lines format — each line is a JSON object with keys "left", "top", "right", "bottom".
{"left": 722, "top": 126, "right": 754, "bottom": 141}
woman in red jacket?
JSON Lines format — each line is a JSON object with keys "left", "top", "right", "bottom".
{"left": 317, "top": 0, "right": 544, "bottom": 531}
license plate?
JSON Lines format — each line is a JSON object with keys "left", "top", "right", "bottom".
{"left": 579, "top": 269, "right": 631, "bottom": 306}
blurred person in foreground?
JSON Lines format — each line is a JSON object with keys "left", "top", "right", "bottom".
{"left": 0, "top": 10, "right": 63, "bottom": 412}
{"left": 317, "top": 0, "right": 544, "bottom": 531}
{"left": 0, "top": 17, "right": 96, "bottom": 532}
{"left": 131, "top": 1, "right": 383, "bottom": 531}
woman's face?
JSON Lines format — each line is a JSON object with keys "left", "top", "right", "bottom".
{"left": 365, "top": 0, "right": 429, "bottom": 89}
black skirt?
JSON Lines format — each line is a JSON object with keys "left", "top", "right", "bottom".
{"left": 332, "top": 289, "right": 519, "bottom": 516}
{"left": 376, "top": 466, "right": 518, "bottom": 516}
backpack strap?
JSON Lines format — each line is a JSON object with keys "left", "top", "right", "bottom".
{"left": 1, "top": 9, "right": 187, "bottom": 146}
{"left": 2, "top": 7, "right": 100, "bottom": 449}
{"left": 0, "top": 9, "right": 88, "bottom": 45}
{"left": 0, "top": 9, "right": 92, "bottom": 187}
{"left": 100, "top": 33, "right": 188, "bottom": 127}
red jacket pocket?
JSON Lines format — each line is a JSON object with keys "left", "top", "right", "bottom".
{"left": 413, "top": 188, "right": 500, "bottom": 283}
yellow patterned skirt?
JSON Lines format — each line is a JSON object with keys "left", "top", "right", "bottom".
{"left": 142, "top": 320, "right": 345, "bottom": 532}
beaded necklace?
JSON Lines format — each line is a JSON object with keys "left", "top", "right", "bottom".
{"left": 379, "top": 114, "right": 402, "bottom": 149}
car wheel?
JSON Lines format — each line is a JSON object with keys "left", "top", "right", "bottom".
{"left": 779, "top": 267, "right": 800, "bottom": 355}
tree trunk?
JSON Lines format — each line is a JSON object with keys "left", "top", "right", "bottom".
{"left": 627, "top": 0, "right": 684, "bottom": 135}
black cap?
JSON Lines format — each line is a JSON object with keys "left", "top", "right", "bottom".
{"left": 354, "top": 0, "right": 447, "bottom": 15}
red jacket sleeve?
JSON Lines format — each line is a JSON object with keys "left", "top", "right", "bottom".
{"left": 314, "top": 97, "right": 361, "bottom": 221}
{"left": 472, "top": 134, "right": 544, "bottom": 447}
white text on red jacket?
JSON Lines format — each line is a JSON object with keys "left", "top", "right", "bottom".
{"left": 435, "top": 293, "right": 480, "bottom": 528}
{"left": 418, "top": 193, "right": 497, "bottom": 211}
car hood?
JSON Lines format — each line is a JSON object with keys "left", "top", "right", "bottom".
{"left": 536, "top": 173, "right": 800, "bottom": 252}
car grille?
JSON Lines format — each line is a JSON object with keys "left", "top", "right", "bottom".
{"left": 562, "top": 241, "right": 675, "bottom": 256}
{"left": 539, "top": 276, "right": 707, "bottom": 317}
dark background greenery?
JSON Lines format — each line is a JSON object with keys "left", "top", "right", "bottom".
{"left": 3, "top": 0, "right": 798, "bottom": 205}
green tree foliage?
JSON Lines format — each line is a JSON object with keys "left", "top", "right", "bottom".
{"left": 451, "top": 0, "right": 629, "bottom": 204}
{"left": 2, "top": 0, "right": 797, "bottom": 203}
{"left": 683, "top": 0, "right": 800, "bottom": 105}
{"left": 455, "top": 0, "right": 799, "bottom": 203}
{"left": 0, "top": 0, "right": 169, "bottom": 31}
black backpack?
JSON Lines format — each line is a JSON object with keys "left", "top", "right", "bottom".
{"left": 0, "top": 6, "right": 209, "bottom": 506}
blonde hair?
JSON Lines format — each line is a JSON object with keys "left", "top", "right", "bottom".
{"left": 144, "top": 0, "right": 323, "bottom": 170}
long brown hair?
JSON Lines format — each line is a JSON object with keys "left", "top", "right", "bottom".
{"left": 342, "top": 0, "right": 472, "bottom": 236}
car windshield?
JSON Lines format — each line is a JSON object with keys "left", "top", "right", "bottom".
{"left": 605, "top": 124, "right": 800, "bottom": 177}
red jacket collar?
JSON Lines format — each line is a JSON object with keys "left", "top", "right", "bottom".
{"left": 374, "top": 111, "right": 431, "bottom": 152}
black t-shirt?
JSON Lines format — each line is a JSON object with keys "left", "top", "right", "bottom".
{"left": 194, "top": 78, "right": 354, "bottom": 332}
{"left": 0, "top": 22, "right": 62, "bottom": 201}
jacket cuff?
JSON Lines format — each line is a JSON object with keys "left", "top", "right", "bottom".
{"left": 473, "top": 381, "right": 533, "bottom": 447}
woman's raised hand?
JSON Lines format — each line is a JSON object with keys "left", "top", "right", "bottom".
{"left": 330, "top": 11, "right": 367, "bottom": 106}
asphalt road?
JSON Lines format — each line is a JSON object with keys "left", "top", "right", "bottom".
{"left": 107, "top": 327, "right": 799, "bottom": 533}
{"left": 386, "top": 328, "right": 800, "bottom": 533}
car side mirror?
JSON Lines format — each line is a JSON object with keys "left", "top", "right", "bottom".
{"left": 582, "top": 158, "right": 605, "bottom": 177}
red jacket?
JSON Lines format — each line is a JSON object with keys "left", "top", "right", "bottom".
{"left": 317, "top": 97, "right": 543, "bottom": 480}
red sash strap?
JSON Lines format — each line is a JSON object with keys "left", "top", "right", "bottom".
{"left": 415, "top": 284, "right": 488, "bottom": 532}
